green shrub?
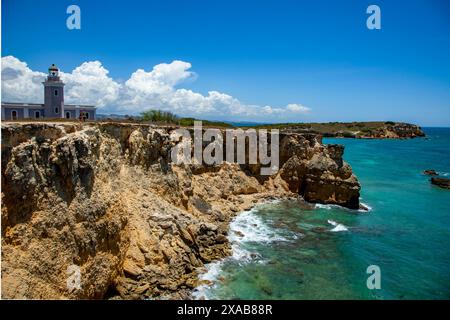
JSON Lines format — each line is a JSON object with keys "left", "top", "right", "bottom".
{"left": 140, "top": 109, "right": 178, "bottom": 123}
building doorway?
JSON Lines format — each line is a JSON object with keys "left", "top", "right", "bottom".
{"left": 66, "top": 111, "right": 71, "bottom": 119}
{"left": 35, "top": 111, "right": 40, "bottom": 118}
{"left": 11, "top": 110, "right": 18, "bottom": 120}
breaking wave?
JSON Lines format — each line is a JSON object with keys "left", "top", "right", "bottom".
{"left": 327, "top": 220, "right": 349, "bottom": 232}
{"left": 192, "top": 206, "right": 296, "bottom": 299}
{"left": 315, "top": 202, "right": 372, "bottom": 213}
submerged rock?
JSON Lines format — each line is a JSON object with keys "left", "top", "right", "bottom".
{"left": 359, "top": 203, "right": 371, "bottom": 211}
{"left": 424, "top": 169, "right": 439, "bottom": 176}
{"left": 431, "top": 177, "right": 450, "bottom": 189}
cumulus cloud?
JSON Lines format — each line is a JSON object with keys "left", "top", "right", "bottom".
{"left": 61, "top": 61, "right": 121, "bottom": 107}
{"left": 1, "top": 55, "right": 311, "bottom": 121}
{"left": 1, "top": 56, "right": 46, "bottom": 103}
{"left": 286, "top": 103, "right": 311, "bottom": 113}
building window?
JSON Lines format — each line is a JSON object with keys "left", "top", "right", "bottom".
{"left": 55, "top": 107, "right": 59, "bottom": 114}
{"left": 54, "top": 89, "right": 58, "bottom": 96}
{"left": 66, "top": 111, "right": 71, "bottom": 119}
{"left": 35, "top": 111, "right": 40, "bottom": 118}
{"left": 11, "top": 110, "right": 18, "bottom": 120}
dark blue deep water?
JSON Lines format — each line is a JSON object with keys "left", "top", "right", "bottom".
{"left": 194, "top": 128, "right": 450, "bottom": 299}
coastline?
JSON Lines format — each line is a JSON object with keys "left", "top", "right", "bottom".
{"left": 1, "top": 123, "right": 448, "bottom": 300}
{"left": 1, "top": 122, "right": 360, "bottom": 299}
{"left": 2, "top": 0, "right": 449, "bottom": 302}
{"left": 242, "top": 122, "right": 426, "bottom": 140}
{"left": 191, "top": 198, "right": 286, "bottom": 300}
{"left": 191, "top": 197, "right": 373, "bottom": 300}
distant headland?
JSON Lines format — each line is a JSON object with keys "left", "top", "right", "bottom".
{"left": 242, "top": 121, "right": 425, "bottom": 139}
{"left": 95, "top": 112, "right": 425, "bottom": 140}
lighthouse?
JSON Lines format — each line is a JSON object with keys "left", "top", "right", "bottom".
{"left": 1, "top": 63, "right": 96, "bottom": 121}
{"left": 43, "top": 64, "right": 65, "bottom": 118}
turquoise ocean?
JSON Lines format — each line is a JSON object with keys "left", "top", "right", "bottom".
{"left": 193, "top": 128, "right": 450, "bottom": 300}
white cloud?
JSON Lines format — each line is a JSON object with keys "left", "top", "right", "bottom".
{"left": 61, "top": 61, "right": 121, "bottom": 107}
{"left": 1, "top": 56, "right": 45, "bottom": 103}
{"left": 286, "top": 103, "right": 311, "bottom": 113}
{"left": 1, "top": 55, "right": 311, "bottom": 121}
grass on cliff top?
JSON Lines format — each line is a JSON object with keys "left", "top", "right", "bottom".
{"left": 138, "top": 109, "right": 233, "bottom": 127}
{"left": 176, "top": 117, "right": 233, "bottom": 128}
{"left": 1, "top": 108, "right": 398, "bottom": 133}
{"left": 137, "top": 110, "right": 396, "bottom": 131}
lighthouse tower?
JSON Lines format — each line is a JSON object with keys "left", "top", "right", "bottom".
{"left": 43, "top": 64, "right": 65, "bottom": 118}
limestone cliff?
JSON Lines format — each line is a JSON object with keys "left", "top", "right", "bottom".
{"left": 1, "top": 122, "right": 360, "bottom": 299}
{"left": 270, "top": 122, "right": 425, "bottom": 139}
{"left": 344, "top": 122, "right": 425, "bottom": 139}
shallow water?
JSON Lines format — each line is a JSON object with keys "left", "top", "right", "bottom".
{"left": 193, "top": 128, "right": 450, "bottom": 300}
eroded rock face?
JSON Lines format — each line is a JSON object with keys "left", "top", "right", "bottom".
{"left": 278, "top": 135, "right": 360, "bottom": 208}
{"left": 1, "top": 122, "right": 360, "bottom": 299}
{"left": 283, "top": 122, "right": 425, "bottom": 139}
{"left": 383, "top": 123, "right": 425, "bottom": 139}
{"left": 350, "top": 123, "right": 425, "bottom": 139}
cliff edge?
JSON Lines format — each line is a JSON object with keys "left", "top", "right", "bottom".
{"left": 1, "top": 122, "right": 360, "bottom": 299}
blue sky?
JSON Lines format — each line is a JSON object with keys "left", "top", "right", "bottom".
{"left": 2, "top": 0, "right": 450, "bottom": 125}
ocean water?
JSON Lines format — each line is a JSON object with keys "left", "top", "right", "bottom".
{"left": 193, "top": 128, "right": 450, "bottom": 300}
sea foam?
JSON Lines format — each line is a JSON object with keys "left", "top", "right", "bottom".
{"left": 192, "top": 206, "right": 295, "bottom": 299}
{"left": 315, "top": 203, "right": 334, "bottom": 210}
{"left": 315, "top": 202, "right": 373, "bottom": 213}
{"left": 359, "top": 202, "right": 373, "bottom": 212}
{"left": 327, "top": 220, "right": 349, "bottom": 232}
{"left": 229, "top": 209, "right": 290, "bottom": 244}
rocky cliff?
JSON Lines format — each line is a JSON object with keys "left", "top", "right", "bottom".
{"left": 262, "top": 122, "right": 425, "bottom": 139}
{"left": 344, "top": 122, "right": 425, "bottom": 139}
{"left": 1, "top": 122, "right": 360, "bottom": 299}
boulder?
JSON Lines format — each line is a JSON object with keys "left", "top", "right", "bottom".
{"left": 431, "top": 177, "right": 450, "bottom": 189}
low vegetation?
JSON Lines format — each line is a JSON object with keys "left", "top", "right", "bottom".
{"left": 137, "top": 109, "right": 233, "bottom": 127}
{"left": 177, "top": 117, "right": 233, "bottom": 128}
{"left": 140, "top": 110, "right": 178, "bottom": 123}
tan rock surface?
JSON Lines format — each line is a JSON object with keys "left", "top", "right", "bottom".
{"left": 1, "top": 122, "right": 360, "bottom": 299}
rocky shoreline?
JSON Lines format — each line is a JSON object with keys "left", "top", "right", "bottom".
{"left": 1, "top": 122, "right": 360, "bottom": 299}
